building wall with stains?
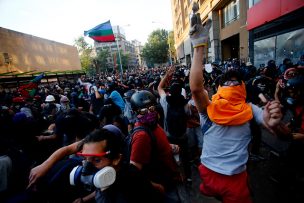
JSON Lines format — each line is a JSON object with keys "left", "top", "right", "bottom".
{"left": 0, "top": 27, "right": 81, "bottom": 74}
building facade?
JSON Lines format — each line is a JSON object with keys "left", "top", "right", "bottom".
{"left": 0, "top": 27, "right": 81, "bottom": 74}
{"left": 93, "top": 26, "right": 141, "bottom": 71}
{"left": 247, "top": 0, "right": 304, "bottom": 67}
{"left": 131, "top": 39, "right": 144, "bottom": 67}
{"left": 171, "top": 0, "right": 250, "bottom": 65}
{"left": 171, "top": 0, "right": 304, "bottom": 67}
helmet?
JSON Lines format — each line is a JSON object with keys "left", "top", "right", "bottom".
{"left": 124, "top": 90, "right": 135, "bottom": 99}
{"left": 252, "top": 75, "right": 270, "bottom": 86}
{"left": 45, "top": 95, "right": 55, "bottom": 102}
{"left": 130, "top": 90, "right": 156, "bottom": 111}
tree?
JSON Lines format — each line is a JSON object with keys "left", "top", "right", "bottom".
{"left": 93, "top": 48, "right": 110, "bottom": 73}
{"left": 141, "top": 29, "right": 169, "bottom": 67}
{"left": 121, "top": 52, "right": 130, "bottom": 70}
{"left": 74, "top": 36, "right": 93, "bottom": 72}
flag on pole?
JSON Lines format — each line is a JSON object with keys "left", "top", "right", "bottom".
{"left": 18, "top": 73, "right": 44, "bottom": 98}
{"left": 84, "top": 20, "right": 115, "bottom": 42}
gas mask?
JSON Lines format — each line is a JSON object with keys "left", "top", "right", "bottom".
{"left": 70, "top": 161, "right": 116, "bottom": 191}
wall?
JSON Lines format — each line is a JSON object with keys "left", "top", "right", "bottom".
{"left": 247, "top": 0, "right": 304, "bottom": 30}
{"left": 0, "top": 27, "right": 81, "bottom": 74}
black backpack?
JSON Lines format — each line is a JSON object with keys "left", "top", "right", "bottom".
{"left": 166, "top": 102, "right": 187, "bottom": 138}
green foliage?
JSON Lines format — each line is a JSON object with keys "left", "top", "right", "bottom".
{"left": 74, "top": 36, "right": 93, "bottom": 72}
{"left": 142, "top": 29, "right": 169, "bottom": 67}
{"left": 80, "top": 54, "right": 92, "bottom": 72}
{"left": 93, "top": 48, "right": 111, "bottom": 73}
{"left": 114, "top": 51, "right": 130, "bottom": 71}
{"left": 74, "top": 36, "right": 92, "bottom": 52}
{"left": 121, "top": 52, "right": 130, "bottom": 70}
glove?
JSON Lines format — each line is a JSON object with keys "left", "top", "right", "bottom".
{"left": 92, "top": 86, "right": 98, "bottom": 92}
{"left": 189, "top": 2, "right": 212, "bottom": 48}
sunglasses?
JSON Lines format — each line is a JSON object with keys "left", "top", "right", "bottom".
{"left": 223, "top": 80, "right": 241, "bottom": 86}
{"left": 77, "top": 151, "right": 110, "bottom": 164}
{"left": 138, "top": 105, "right": 156, "bottom": 115}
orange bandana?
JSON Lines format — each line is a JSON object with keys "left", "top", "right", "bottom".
{"left": 207, "top": 83, "right": 253, "bottom": 125}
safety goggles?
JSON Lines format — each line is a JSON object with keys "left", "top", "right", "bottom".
{"left": 77, "top": 151, "right": 111, "bottom": 164}
{"left": 223, "top": 80, "right": 241, "bottom": 86}
{"left": 137, "top": 105, "right": 156, "bottom": 115}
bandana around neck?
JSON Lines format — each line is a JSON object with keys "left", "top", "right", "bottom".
{"left": 207, "top": 82, "right": 253, "bottom": 125}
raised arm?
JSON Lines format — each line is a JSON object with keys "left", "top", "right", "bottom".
{"left": 190, "top": 47, "right": 210, "bottom": 112}
{"left": 158, "top": 66, "right": 175, "bottom": 97}
{"left": 189, "top": 2, "right": 212, "bottom": 112}
{"left": 28, "top": 141, "right": 80, "bottom": 188}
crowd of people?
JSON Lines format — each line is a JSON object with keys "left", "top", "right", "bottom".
{"left": 0, "top": 51, "right": 303, "bottom": 202}
{"left": 1, "top": 5, "right": 304, "bottom": 203}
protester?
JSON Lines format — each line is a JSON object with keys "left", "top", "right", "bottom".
{"left": 129, "top": 90, "right": 181, "bottom": 202}
{"left": 158, "top": 67, "right": 192, "bottom": 183}
{"left": 189, "top": 2, "right": 283, "bottom": 202}
{"left": 72, "top": 128, "right": 159, "bottom": 203}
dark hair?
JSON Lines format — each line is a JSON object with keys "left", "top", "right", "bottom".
{"left": 169, "top": 82, "right": 182, "bottom": 96}
{"left": 78, "top": 128, "right": 123, "bottom": 160}
{"left": 219, "top": 70, "right": 243, "bottom": 86}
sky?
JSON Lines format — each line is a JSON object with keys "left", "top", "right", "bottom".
{"left": 0, "top": 0, "right": 173, "bottom": 46}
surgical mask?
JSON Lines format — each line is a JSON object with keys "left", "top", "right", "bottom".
{"left": 70, "top": 161, "right": 116, "bottom": 191}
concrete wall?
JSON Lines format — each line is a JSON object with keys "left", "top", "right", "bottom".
{"left": 219, "top": 0, "right": 249, "bottom": 61}
{"left": 0, "top": 27, "right": 81, "bottom": 74}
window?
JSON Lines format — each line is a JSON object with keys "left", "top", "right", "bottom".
{"left": 222, "top": 0, "right": 240, "bottom": 28}
{"left": 249, "top": 0, "right": 260, "bottom": 8}
{"left": 254, "top": 28, "right": 304, "bottom": 67}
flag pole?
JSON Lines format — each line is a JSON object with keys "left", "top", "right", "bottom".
{"left": 108, "top": 43, "right": 113, "bottom": 73}
{"left": 115, "top": 36, "right": 123, "bottom": 81}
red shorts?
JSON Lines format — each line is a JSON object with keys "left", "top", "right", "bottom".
{"left": 198, "top": 164, "right": 252, "bottom": 203}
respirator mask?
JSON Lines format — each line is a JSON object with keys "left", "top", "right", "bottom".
{"left": 70, "top": 161, "right": 116, "bottom": 191}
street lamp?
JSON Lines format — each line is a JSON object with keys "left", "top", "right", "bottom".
{"left": 152, "top": 21, "right": 173, "bottom": 66}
